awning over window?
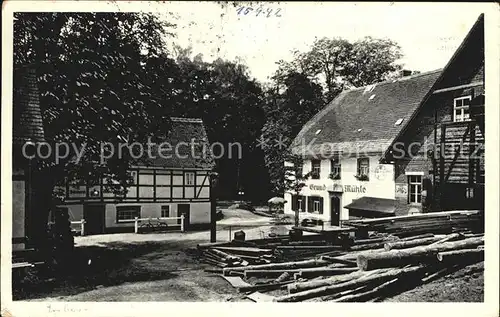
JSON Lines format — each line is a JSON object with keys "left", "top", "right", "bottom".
{"left": 344, "top": 196, "right": 396, "bottom": 218}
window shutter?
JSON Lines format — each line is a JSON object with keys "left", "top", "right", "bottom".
{"left": 319, "top": 197, "right": 324, "bottom": 214}
{"left": 308, "top": 197, "right": 313, "bottom": 213}
{"left": 291, "top": 195, "right": 297, "bottom": 211}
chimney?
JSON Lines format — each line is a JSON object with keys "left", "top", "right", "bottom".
{"left": 401, "top": 69, "right": 413, "bottom": 77}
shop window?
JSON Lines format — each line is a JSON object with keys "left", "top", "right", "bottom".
{"left": 408, "top": 175, "right": 423, "bottom": 204}
{"left": 311, "top": 160, "right": 321, "bottom": 179}
{"left": 453, "top": 96, "right": 472, "bottom": 122}
{"left": 116, "top": 206, "right": 141, "bottom": 222}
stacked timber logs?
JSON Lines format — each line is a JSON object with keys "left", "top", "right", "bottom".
{"left": 196, "top": 210, "right": 484, "bottom": 302}
{"left": 273, "top": 233, "right": 484, "bottom": 302}
{"left": 344, "top": 210, "right": 483, "bottom": 236}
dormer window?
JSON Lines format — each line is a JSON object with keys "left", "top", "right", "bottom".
{"left": 453, "top": 96, "right": 472, "bottom": 122}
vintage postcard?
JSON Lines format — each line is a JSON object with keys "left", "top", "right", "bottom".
{"left": 1, "top": 1, "right": 499, "bottom": 317}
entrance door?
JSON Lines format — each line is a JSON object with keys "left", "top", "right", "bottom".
{"left": 83, "top": 204, "right": 105, "bottom": 235}
{"left": 330, "top": 196, "right": 341, "bottom": 226}
{"left": 177, "top": 204, "right": 191, "bottom": 229}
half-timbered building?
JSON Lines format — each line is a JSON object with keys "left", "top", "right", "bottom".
{"left": 57, "top": 117, "right": 214, "bottom": 234}
{"left": 383, "top": 14, "right": 485, "bottom": 214}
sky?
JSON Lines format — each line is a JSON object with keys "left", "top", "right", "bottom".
{"left": 146, "top": 2, "right": 488, "bottom": 83}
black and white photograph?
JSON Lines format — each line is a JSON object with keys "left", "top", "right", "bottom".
{"left": 1, "top": 1, "right": 499, "bottom": 316}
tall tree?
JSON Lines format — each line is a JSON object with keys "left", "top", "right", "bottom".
{"left": 262, "top": 71, "right": 325, "bottom": 195}
{"left": 14, "top": 12, "right": 176, "bottom": 252}
{"left": 280, "top": 36, "right": 403, "bottom": 101}
{"left": 344, "top": 37, "right": 404, "bottom": 87}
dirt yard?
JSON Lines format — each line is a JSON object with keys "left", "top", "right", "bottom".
{"left": 13, "top": 209, "right": 484, "bottom": 302}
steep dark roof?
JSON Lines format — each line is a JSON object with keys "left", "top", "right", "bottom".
{"left": 137, "top": 117, "right": 215, "bottom": 170}
{"left": 290, "top": 70, "right": 442, "bottom": 157}
{"left": 13, "top": 67, "right": 45, "bottom": 145}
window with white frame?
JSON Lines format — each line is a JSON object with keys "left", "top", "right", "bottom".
{"left": 311, "top": 160, "right": 321, "bottom": 179}
{"left": 330, "top": 159, "right": 341, "bottom": 179}
{"left": 453, "top": 96, "right": 472, "bottom": 122}
{"left": 408, "top": 175, "right": 423, "bottom": 204}
{"left": 161, "top": 205, "right": 170, "bottom": 218}
{"left": 298, "top": 197, "right": 305, "bottom": 212}
{"left": 357, "top": 158, "right": 370, "bottom": 177}
{"left": 116, "top": 206, "right": 141, "bottom": 222}
{"left": 185, "top": 172, "right": 195, "bottom": 185}
{"left": 308, "top": 196, "right": 323, "bottom": 214}
{"left": 313, "top": 200, "right": 320, "bottom": 212}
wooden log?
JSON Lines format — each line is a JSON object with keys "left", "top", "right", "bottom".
{"left": 243, "top": 267, "right": 357, "bottom": 279}
{"left": 427, "top": 233, "right": 464, "bottom": 247}
{"left": 384, "top": 237, "right": 444, "bottom": 251}
{"left": 297, "top": 267, "right": 359, "bottom": 278}
{"left": 275, "top": 266, "right": 423, "bottom": 302}
{"left": 232, "top": 254, "right": 265, "bottom": 262}
{"left": 344, "top": 210, "right": 481, "bottom": 226}
{"left": 357, "top": 236, "right": 484, "bottom": 271}
{"left": 397, "top": 233, "right": 435, "bottom": 242}
{"left": 350, "top": 242, "right": 386, "bottom": 251}
{"left": 212, "top": 246, "right": 273, "bottom": 256}
{"left": 287, "top": 270, "right": 386, "bottom": 294}
{"left": 436, "top": 249, "right": 484, "bottom": 262}
{"left": 222, "top": 258, "right": 330, "bottom": 275}
{"left": 314, "top": 250, "right": 346, "bottom": 258}
{"left": 203, "top": 251, "right": 228, "bottom": 263}
{"left": 285, "top": 241, "right": 329, "bottom": 246}
{"left": 274, "top": 272, "right": 291, "bottom": 283}
{"left": 353, "top": 237, "right": 387, "bottom": 245}
{"left": 332, "top": 278, "right": 400, "bottom": 302}
{"left": 320, "top": 256, "right": 357, "bottom": 267}
{"left": 209, "top": 248, "right": 241, "bottom": 262}
{"left": 275, "top": 245, "right": 342, "bottom": 251}
{"left": 238, "top": 280, "right": 295, "bottom": 293}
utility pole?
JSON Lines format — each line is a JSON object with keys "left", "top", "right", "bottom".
{"left": 209, "top": 172, "right": 218, "bottom": 242}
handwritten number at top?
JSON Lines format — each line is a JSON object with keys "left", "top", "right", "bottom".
{"left": 236, "top": 6, "right": 282, "bottom": 17}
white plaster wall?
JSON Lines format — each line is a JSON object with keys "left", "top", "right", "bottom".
{"left": 65, "top": 201, "right": 211, "bottom": 230}
{"left": 284, "top": 155, "right": 395, "bottom": 222}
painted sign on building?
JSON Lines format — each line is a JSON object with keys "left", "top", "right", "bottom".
{"left": 395, "top": 184, "right": 408, "bottom": 198}
{"left": 344, "top": 185, "right": 367, "bottom": 193}
{"left": 309, "top": 184, "right": 327, "bottom": 191}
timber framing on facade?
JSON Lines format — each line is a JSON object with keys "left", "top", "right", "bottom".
{"left": 56, "top": 117, "right": 215, "bottom": 234}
